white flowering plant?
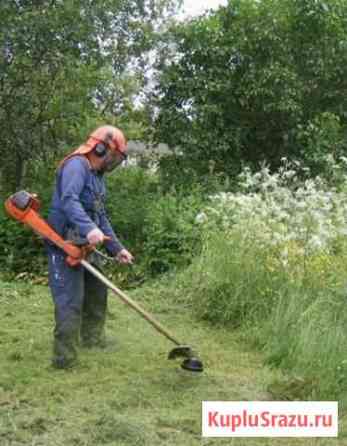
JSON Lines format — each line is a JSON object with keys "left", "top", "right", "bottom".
{"left": 186, "top": 159, "right": 347, "bottom": 399}
{"left": 197, "top": 159, "right": 347, "bottom": 259}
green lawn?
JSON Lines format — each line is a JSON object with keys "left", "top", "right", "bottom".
{"left": 0, "top": 279, "right": 345, "bottom": 445}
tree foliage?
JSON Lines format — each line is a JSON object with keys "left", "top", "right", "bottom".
{"left": 153, "top": 0, "right": 347, "bottom": 184}
{"left": 0, "top": 0, "right": 177, "bottom": 194}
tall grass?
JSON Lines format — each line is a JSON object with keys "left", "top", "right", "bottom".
{"left": 180, "top": 160, "right": 347, "bottom": 400}
{"left": 184, "top": 229, "right": 285, "bottom": 327}
{"left": 182, "top": 229, "right": 347, "bottom": 399}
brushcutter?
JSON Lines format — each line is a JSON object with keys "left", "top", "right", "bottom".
{"left": 4, "top": 191, "right": 203, "bottom": 372}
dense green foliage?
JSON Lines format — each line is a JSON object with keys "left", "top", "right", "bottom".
{"left": 154, "top": 0, "right": 347, "bottom": 183}
{"left": 141, "top": 189, "right": 204, "bottom": 275}
{"left": 0, "top": 166, "right": 205, "bottom": 282}
{"left": 0, "top": 0, "right": 176, "bottom": 194}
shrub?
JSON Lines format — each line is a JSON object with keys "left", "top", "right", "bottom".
{"left": 0, "top": 160, "right": 55, "bottom": 277}
{"left": 0, "top": 164, "right": 207, "bottom": 284}
{"left": 142, "top": 188, "right": 205, "bottom": 276}
{"left": 0, "top": 207, "right": 47, "bottom": 276}
{"left": 105, "top": 166, "right": 159, "bottom": 254}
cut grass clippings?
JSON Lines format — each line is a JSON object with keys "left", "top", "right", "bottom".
{"left": 0, "top": 279, "right": 345, "bottom": 446}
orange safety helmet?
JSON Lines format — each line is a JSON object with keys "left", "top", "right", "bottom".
{"left": 87, "top": 125, "right": 127, "bottom": 154}
{"left": 60, "top": 125, "right": 127, "bottom": 166}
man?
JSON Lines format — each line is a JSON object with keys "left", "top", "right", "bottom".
{"left": 46, "top": 125, "right": 134, "bottom": 369}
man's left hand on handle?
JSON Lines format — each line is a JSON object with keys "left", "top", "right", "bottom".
{"left": 116, "top": 248, "right": 134, "bottom": 265}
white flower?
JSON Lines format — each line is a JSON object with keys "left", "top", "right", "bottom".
{"left": 196, "top": 163, "right": 347, "bottom": 255}
{"left": 308, "top": 235, "right": 324, "bottom": 251}
{"left": 195, "top": 212, "right": 208, "bottom": 224}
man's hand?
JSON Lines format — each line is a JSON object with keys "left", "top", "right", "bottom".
{"left": 87, "top": 228, "right": 105, "bottom": 245}
{"left": 116, "top": 248, "right": 134, "bottom": 265}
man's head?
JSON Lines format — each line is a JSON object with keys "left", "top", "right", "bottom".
{"left": 87, "top": 125, "right": 128, "bottom": 173}
{"left": 59, "top": 125, "right": 128, "bottom": 171}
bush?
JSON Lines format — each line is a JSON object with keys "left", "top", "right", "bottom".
{"left": 94, "top": 167, "right": 207, "bottom": 283}
{"left": 0, "top": 164, "right": 208, "bottom": 284}
{"left": 0, "top": 207, "right": 47, "bottom": 276}
{"left": 141, "top": 188, "right": 205, "bottom": 277}
{"left": 105, "top": 166, "right": 160, "bottom": 254}
{"left": 0, "top": 160, "right": 55, "bottom": 277}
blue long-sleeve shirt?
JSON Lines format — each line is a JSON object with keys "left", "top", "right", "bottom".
{"left": 47, "top": 156, "right": 124, "bottom": 255}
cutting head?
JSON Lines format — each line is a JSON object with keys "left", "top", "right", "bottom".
{"left": 168, "top": 345, "right": 204, "bottom": 373}
{"left": 181, "top": 357, "right": 204, "bottom": 372}
{"left": 168, "top": 345, "right": 193, "bottom": 360}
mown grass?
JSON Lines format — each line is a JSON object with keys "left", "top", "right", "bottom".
{"left": 0, "top": 279, "right": 345, "bottom": 445}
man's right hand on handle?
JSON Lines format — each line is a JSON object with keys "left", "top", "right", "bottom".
{"left": 87, "top": 228, "right": 105, "bottom": 245}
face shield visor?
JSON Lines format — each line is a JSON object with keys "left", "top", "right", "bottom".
{"left": 100, "top": 148, "right": 127, "bottom": 173}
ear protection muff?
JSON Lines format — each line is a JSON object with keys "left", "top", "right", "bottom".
{"left": 94, "top": 142, "right": 108, "bottom": 157}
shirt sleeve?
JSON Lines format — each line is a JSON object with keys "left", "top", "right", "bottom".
{"left": 59, "top": 157, "right": 97, "bottom": 237}
{"left": 98, "top": 213, "right": 125, "bottom": 256}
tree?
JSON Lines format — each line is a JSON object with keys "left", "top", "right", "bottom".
{"left": 0, "top": 0, "right": 178, "bottom": 194}
{"left": 153, "top": 0, "right": 347, "bottom": 185}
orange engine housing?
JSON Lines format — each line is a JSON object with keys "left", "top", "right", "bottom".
{"left": 4, "top": 192, "right": 83, "bottom": 265}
